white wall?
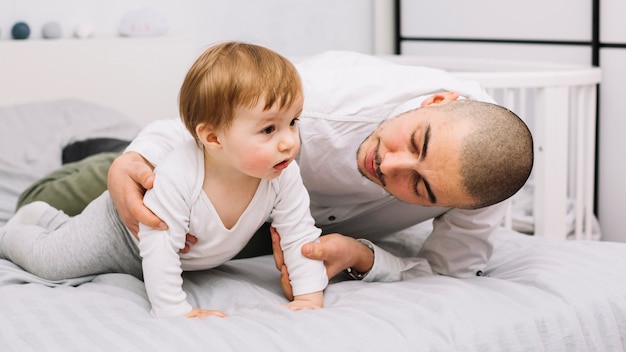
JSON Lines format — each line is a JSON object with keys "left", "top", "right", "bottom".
{"left": 400, "top": 0, "right": 592, "bottom": 64}
{"left": 597, "top": 0, "right": 626, "bottom": 243}
{"left": 400, "top": 0, "right": 591, "bottom": 42}
{"left": 0, "top": 0, "right": 374, "bottom": 56}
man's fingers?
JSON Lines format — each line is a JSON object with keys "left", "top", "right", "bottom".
{"left": 108, "top": 152, "right": 166, "bottom": 239}
{"left": 270, "top": 226, "right": 284, "bottom": 271}
{"left": 280, "top": 265, "right": 294, "bottom": 301}
{"left": 301, "top": 233, "right": 363, "bottom": 279}
{"left": 126, "top": 223, "right": 140, "bottom": 238}
{"left": 124, "top": 152, "right": 155, "bottom": 190}
{"left": 301, "top": 242, "right": 324, "bottom": 260}
{"left": 134, "top": 168, "right": 155, "bottom": 190}
{"left": 186, "top": 234, "right": 198, "bottom": 244}
{"left": 180, "top": 234, "right": 198, "bottom": 254}
{"left": 130, "top": 204, "right": 166, "bottom": 230}
{"left": 271, "top": 227, "right": 294, "bottom": 300}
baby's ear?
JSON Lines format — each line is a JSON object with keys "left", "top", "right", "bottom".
{"left": 420, "top": 91, "right": 460, "bottom": 107}
{"left": 196, "top": 123, "right": 221, "bottom": 149}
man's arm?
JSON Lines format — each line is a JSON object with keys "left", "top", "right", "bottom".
{"left": 271, "top": 228, "right": 432, "bottom": 299}
{"left": 418, "top": 199, "right": 510, "bottom": 277}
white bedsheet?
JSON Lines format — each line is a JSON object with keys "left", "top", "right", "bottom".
{"left": 1, "top": 226, "right": 625, "bottom": 352}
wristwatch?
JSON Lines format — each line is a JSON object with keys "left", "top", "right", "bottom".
{"left": 344, "top": 239, "right": 375, "bottom": 280}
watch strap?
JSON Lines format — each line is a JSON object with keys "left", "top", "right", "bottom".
{"left": 344, "top": 239, "right": 375, "bottom": 280}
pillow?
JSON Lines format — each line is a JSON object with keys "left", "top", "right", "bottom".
{"left": 0, "top": 99, "right": 140, "bottom": 226}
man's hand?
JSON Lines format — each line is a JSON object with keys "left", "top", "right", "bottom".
{"left": 271, "top": 227, "right": 374, "bottom": 300}
{"left": 107, "top": 152, "right": 165, "bottom": 238}
{"left": 107, "top": 152, "right": 196, "bottom": 253}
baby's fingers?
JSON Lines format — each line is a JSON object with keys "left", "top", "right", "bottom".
{"left": 186, "top": 307, "right": 228, "bottom": 319}
{"left": 284, "top": 301, "right": 322, "bottom": 311}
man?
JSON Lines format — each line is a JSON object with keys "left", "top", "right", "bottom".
{"left": 23, "top": 51, "right": 534, "bottom": 293}
{"left": 106, "top": 50, "right": 533, "bottom": 286}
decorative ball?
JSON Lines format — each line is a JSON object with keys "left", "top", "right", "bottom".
{"left": 11, "top": 22, "right": 31, "bottom": 40}
{"left": 74, "top": 22, "right": 94, "bottom": 39}
{"left": 119, "top": 8, "right": 167, "bottom": 37}
{"left": 42, "top": 21, "right": 62, "bottom": 39}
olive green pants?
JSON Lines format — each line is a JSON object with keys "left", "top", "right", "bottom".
{"left": 16, "top": 152, "right": 272, "bottom": 259}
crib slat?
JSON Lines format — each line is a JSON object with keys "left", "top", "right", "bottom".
{"left": 583, "top": 85, "right": 598, "bottom": 240}
{"left": 533, "top": 86, "right": 570, "bottom": 239}
{"left": 574, "top": 87, "right": 585, "bottom": 240}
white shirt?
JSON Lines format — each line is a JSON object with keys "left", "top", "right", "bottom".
{"left": 128, "top": 51, "right": 509, "bottom": 283}
{"left": 138, "top": 140, "right": 328, "bottom": 317}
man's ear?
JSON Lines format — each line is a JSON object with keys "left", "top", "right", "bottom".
{"left": 420, "top": 91, "right": 460, "bottom": 107}
{"left": 196, "top": 123, "right": 221, "bottom": 149}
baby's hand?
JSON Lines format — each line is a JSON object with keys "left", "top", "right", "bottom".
{"left": 284, "top": 291, "right": 324, "bottom": 311}
{"left": 285, "top": 300, "right": 322, "bottom": 311}
{"left": 186, "top": 307, "right": 228, "bottom": 319}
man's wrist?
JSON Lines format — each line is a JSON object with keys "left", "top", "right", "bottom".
{"left": 345, "top": 239, "right": 375, "bottom": 280}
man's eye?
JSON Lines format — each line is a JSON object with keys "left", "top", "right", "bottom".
{"left": 262, "top": 126, "right": 275, "bottom": 134}
{"left": 410, "top": 132, "right": 420, "bottom": 156}
{"left": 413, "top": 174, "right": 422, "bottom": 198}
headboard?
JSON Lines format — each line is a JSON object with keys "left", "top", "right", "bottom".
{"left": 0, "top": 36, "right": 197, "bottom": 127}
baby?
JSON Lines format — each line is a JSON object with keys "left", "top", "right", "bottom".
{"left": 0, "top": 41, "right": 328, "bottom": 318}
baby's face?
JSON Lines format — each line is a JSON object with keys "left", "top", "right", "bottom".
{"left": 219, "top": 95, "right": 304, "bottom": 180}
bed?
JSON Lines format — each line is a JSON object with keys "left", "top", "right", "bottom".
{"left": 1, "top": 37, "right": 625, "bottom": 352}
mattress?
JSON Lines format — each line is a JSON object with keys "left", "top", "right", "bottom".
{"left": 1, "top": 225, "right": 625, "bottom": 352}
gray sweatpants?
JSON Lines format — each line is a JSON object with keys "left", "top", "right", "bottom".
{"left": 0, "top": 191, "right": 143, "bottom": 281}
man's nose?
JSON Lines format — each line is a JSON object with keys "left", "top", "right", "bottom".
{"left": 380, "top": 151, "right": 415, "bottom": 176}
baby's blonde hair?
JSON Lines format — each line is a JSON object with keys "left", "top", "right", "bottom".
{"left": 179, "top": 41, "right": 302, "bottom": 142}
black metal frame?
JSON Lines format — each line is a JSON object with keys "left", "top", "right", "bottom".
{"left": 392, "top": 0, "right": 601, "bottom": 213}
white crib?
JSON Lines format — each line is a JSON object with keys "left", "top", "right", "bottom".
{"left": 381, "top": 56, "right": 602, "bottom": 240}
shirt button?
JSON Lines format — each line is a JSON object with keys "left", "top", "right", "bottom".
{"left": 328, "top": 215, "right": 336, "bottom": 221}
